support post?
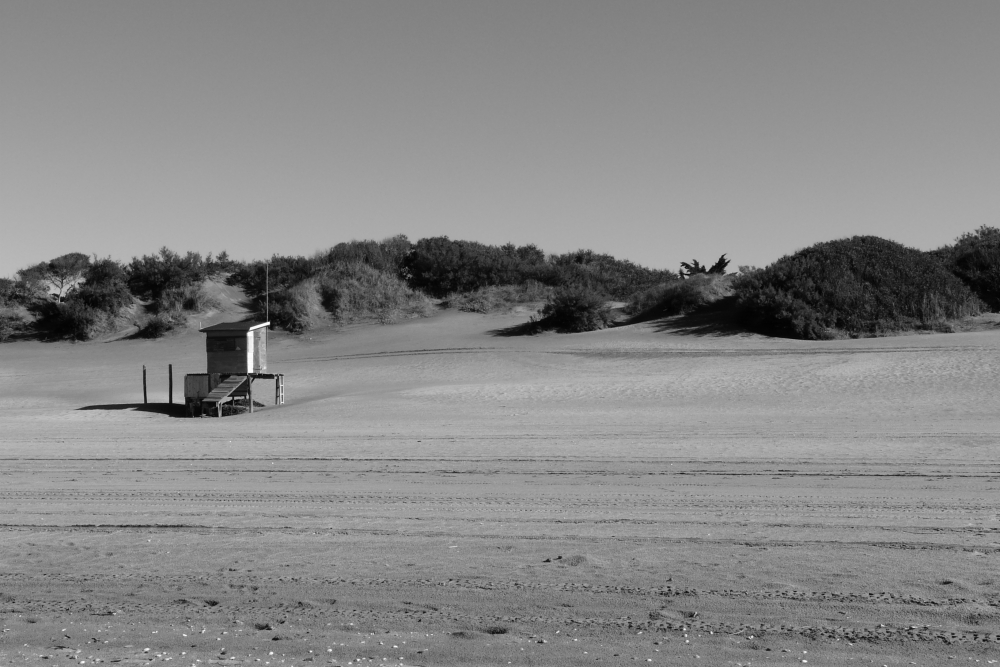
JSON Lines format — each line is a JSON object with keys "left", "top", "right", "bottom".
{"left": 143, "top": 365, "right": 147, "bottom": 405}
{"left": 248, "top": 376, "right": 253, "bottom": 414}
{"left": 168, "top": 364, "right": 173, "bottom": 404}
{"left": 275, "top": 377, "right": 279, "bottom": 405}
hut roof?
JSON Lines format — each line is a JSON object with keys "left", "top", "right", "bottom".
{"left": 199, "top": 321, "right": 270, "bottom": 333}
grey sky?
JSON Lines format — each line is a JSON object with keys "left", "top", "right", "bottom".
{"left": 2, "top": 1, "right": 997, "bottom": 276}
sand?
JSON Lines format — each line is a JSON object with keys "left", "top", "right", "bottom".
{"left": 1, "top": 307, "right": 1000, "bottom": 665}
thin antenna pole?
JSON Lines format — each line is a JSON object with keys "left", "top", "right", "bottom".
{"left": 265, "top": 261, "right": 269, "bottom": 323}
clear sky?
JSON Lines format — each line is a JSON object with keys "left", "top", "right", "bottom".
{"left": 2, "top": 0, "right": 998, "bottom": 277}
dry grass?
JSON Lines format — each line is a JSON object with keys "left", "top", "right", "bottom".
{"left": 264, "top": 262, "right": 434, "bottom": 331}
{"left": 443, "top": 281, "right": 552, "bottom": 314}
{"left": 626, "top": 273, "right": 733, "bottom": 319}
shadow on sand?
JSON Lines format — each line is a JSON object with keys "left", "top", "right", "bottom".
{"left": 490, "top": 298, "right": 751, "bottom": 338}
{"left": 488, "top": 320, "right": 548, "bottom": 337}
{"left": 642, "top": 297, "right": 750, "bottom": 337}
{"left": 78, "top": 403, "right": 189, "bottom": 418}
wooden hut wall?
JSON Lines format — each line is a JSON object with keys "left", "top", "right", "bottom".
{"left": 206, "top": 332, "right": 254, "bottom": 374}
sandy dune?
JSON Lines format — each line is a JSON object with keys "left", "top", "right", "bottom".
{"left": 2, "top": 309, "right": 1000, "bottom": 665}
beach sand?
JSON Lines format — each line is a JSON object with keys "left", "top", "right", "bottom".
{"left": 1, "top": 308, "right": 999, "bottom": 665}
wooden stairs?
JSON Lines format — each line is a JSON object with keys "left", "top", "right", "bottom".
{"left": 200, "top": 375, "right": 247, "bottom": 416}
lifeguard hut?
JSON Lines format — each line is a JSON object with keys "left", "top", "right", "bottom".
{"left": 184, "top": 321, "right": 285, "bottom": 417}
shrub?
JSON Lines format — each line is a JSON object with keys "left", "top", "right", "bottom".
{"left": 227, "top": 255, "right": 316, "bottom": 301}
{"left": 33, "top": 301, "right": 108, "bottom": 340}
{"left": 936, "top": 226, "right": 1000, "bottom": 310}
{"left": 73, "top": 258, "right": 133, "bottom": 313}
{"left": 539, "top": 285, "right": 613, "bottom": 333}
{"left": 626, "top": 273, "right": 732, "bottom": 318}
{"left": 403, "top": 237, "right": 673, "bottom": 299}
{"left": 233, "top": 253, "right": 432, "bottom": 332}
{"left": 319, "top": 235, "right": 412, "bottom": 277}
{"left": 317, "top": 262, "right": 432, "bottom": 324}
{"left": 0, "top": 277, "right": 42, "bottom": 308}
{"left": 205, "top": 250, "right": 239, "bottom": 277}
{"left": 265, "top": 280, "right": 320, "bottom": 333}
{"left": 137, "top": 313, "right": 185, "bottom": 339}
{"left": 127, "top": 248, "right": 208, "bottom": 302}
{"left": 733, "top": 236, "right": 983, "bottom": 339}
{"left": 157, "top": 284, "right": 221, "bottom": 313}
{"left": 403, "top": 237, "right": 548, "bottom": 296}
{"left": 444, "top": 281, "right": 553, "bottom": 313}
{"left": 0, "top": 308, "right": 27, "bottom": 342}
{"left": 547, "top": 250, "right": 675, "bottom": 299}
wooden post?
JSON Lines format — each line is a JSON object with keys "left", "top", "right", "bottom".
{"left": 168, "top": 364, "right": 173, "bottom": 404}
{"left": 142, "top": 365, "right": 147, "bottom": 405}
{"left": 248, "top": 376, "right": 253, "bottom": 414}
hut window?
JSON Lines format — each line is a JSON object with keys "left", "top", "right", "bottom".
{"left": 207, "top": 337, "right": 242, "bottom": 352}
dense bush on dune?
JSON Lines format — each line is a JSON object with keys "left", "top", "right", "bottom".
{"left": 26, "top": 258, "right": 135, "bottom": 340}
{"left": 935, "top": 226, "right": 1000, "bottom": 310}
{"left": 547, "top": 249, "right": 676, "bottom": 299}
{"left": 319, "top": 235, "right": 412, "bottom": 278}
{"left": 317, "top": 262, "right": 433, "bottom": 324}
{"left": 251, "top": 263, "right": 433, "bottom": 332}
{"left": 734, "top": 236, "right": 983, "bottom": 339}
{"left": 127, "top": 248, "right": 209, "bottom": 303}
{"left": 72, "top": 259, "right": 133, "bottom": 314}
{"left": 228, "top": 254, "right": 318, "bottom": 302}
{"left": 7, "top": 228, "right": 999, "bottom": 340}
{"left": 537, "top": 285, "right": 614, "bottom": 333}
{"left": 0, "top": 308, "right": 28, "bottom": 341}
{"left": 402, "top": 237, "right": 548, "bottom": 296}
{"left": 403, "top": 237, "right": 674, "bottom": 299}
{"left": 226, "top": 242, "right": 409, "bottom": 332}
{"left": 236, "top": 237, "right": 670, "bottom": 331}
{"left": 263, "top": 279, "right": 320, "bottom": 333}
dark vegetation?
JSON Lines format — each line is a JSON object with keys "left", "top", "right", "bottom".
{"left": 733, "top": 236, "right": 983, "bottom": 339}
{"left": 3, "top": 227, "right": 998, "bottom": 341}
{"left": 403, "top": 237, "right": 675, "bottom": 299}
{"left": 443, "top": 281, "right": 552, "bottom": 314}
{"left": 537, "top": 285, "right": 615, "bottom": 333}
{"left": 679, "top": 254, "right": 730, "bottom": 278}
{"left": 224, "top": 236, "right": 674, "bottom": 332}
{"left": 627, "top": 273, "right": 734, "bottom": 320}
{"left": 933, "top": 226, "right": 1000, "bottom": 310}
{"left": 227, "top": 239, "right": 429, "bottom": 332}
{"left": 0, "top": 249, "right": 234, "bottom": 341}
